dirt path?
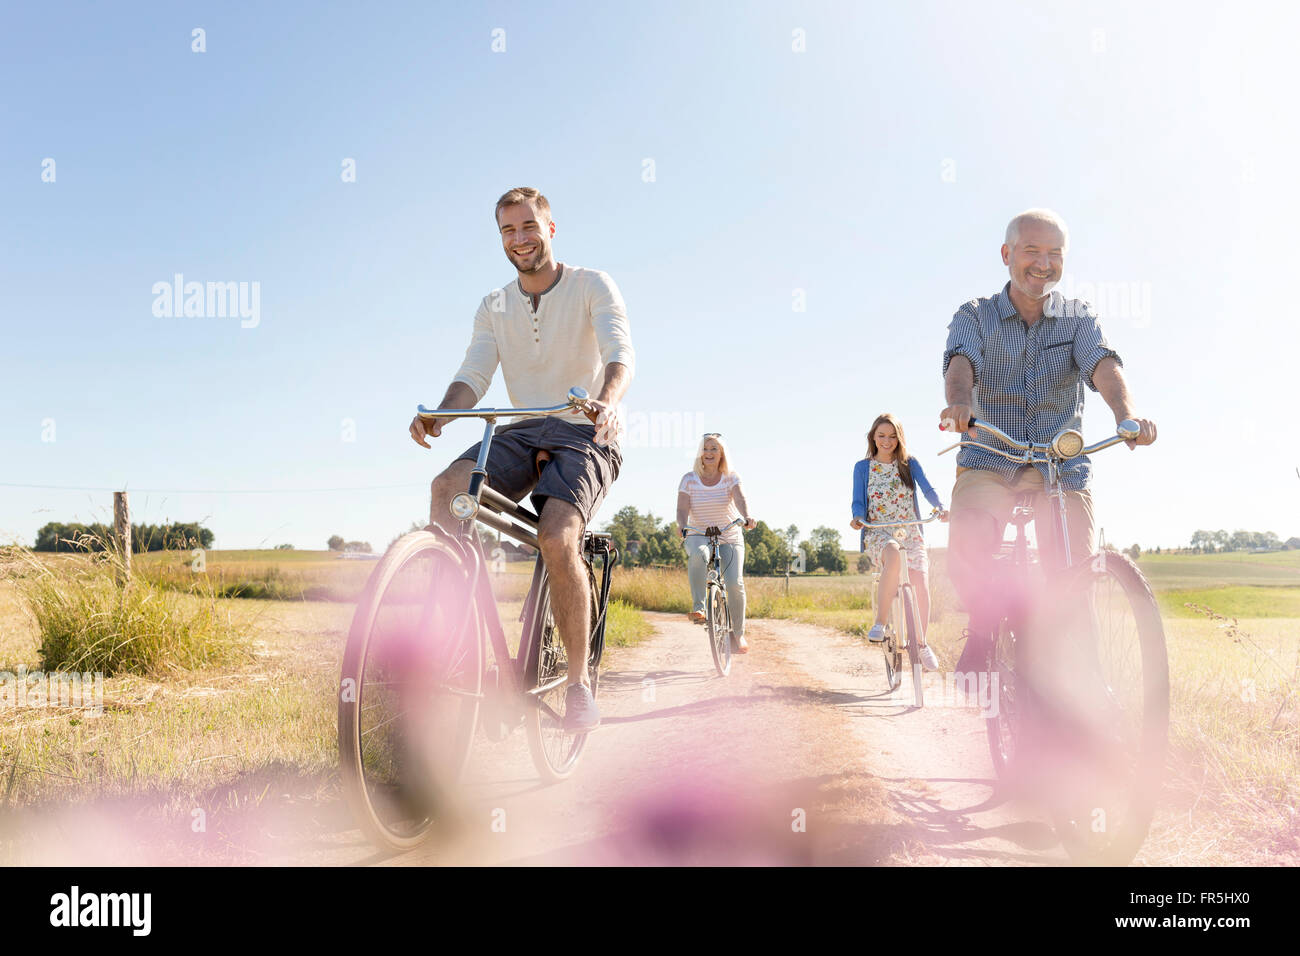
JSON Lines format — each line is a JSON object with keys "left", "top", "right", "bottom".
{"left": 8, "top": 610, "right": 1188, "bottom": 866}
{"left": 303, "top": 611, "right": 1071, "bottom": 866}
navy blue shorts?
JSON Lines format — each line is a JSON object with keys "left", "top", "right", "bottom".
{"left": 455, "top": 417, "right": 621, "bottom": 527}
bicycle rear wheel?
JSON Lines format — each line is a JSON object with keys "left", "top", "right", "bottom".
{"left": 523, "top": 563, "right": 596, "bottom": 781}
{"left": 707, "top": 583, "right": 732, "bottom": 677}
{"left": 901, "top": 585, "right": 924, "bottom": 708}
{"left": 338, "top": 531, "right": 482, "bottom": 851}
{"left": 1040, "top": 552, "right": 1169, "bottom": 865}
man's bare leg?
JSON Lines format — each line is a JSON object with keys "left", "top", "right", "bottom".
{"left": 536, "top": 498, "right": 592, "bottom": 689}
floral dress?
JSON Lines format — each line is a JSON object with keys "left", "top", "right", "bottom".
{"left": 863, "top": 459, "right": 928, "bottom": 573}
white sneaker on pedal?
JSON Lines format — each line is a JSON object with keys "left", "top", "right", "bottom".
{"left": 919, "top": 644, "right": 939, "bottom": 672}
{"left": 867, "top": 623, "right": 887, "bottom": 643}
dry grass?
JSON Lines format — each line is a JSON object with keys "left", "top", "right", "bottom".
{"left": 10, "top": 545, "right": 249, "bottom": 676}
{"left": 0, "top": 553, "right": 649, "bottom": 858}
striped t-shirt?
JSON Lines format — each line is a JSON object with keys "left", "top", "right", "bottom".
{"left": 679, "top": 471, "right": 743, "bottom": 545}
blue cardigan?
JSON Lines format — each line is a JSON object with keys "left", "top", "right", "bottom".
{"left": 851, "top": 456, "right": 944, "bottom": 551}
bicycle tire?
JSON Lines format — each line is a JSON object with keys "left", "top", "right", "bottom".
{"left": 338, "top": 531, "right": 482, "bottom": 851}
{"left": 523, "top": 563, "right": 594, "bottom": 781}
{"left": 881, "top": 594, "right": 903, "bottom": 694}
{"left": 984, "top": 616, "right": 1020, "bottom": 778}
{"left": 707, "top": 583, "right": 732, "bottom": 677}
{"left": 1042, "top": 552, "right": 1169, "bottom": 865}
{"left": 901, "top": 585, "right": 924, "bottom": 708}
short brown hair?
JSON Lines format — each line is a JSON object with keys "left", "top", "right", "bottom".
{"left": 494, "top": 187, "right": 551, "bottom": 225}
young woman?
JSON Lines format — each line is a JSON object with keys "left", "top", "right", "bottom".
{"left": 850, "top": 413, "right": 947, "bottom": 670}
{"left": 676, "top": 433, "right": 756, "bottom": 652}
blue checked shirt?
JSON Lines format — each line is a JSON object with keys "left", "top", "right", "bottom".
{"left": 942, "top": 283, "right": 1121, "bottom": 491}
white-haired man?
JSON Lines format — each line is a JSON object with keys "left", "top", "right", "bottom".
{"left": 939, "top": 209, "right": 1157, "bottom": 676}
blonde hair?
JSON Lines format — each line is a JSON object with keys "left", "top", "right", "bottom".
{"left": 693, "top": 433, "right": 732, "bottom": 478}
{"left": 1005, "top": 208, "right": 1069, "bottom": 251}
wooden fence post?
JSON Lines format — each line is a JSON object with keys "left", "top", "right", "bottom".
{"left": 114, "top": 491, "right": 131, "bottom": 584}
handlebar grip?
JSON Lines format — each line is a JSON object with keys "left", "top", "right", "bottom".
{"left": 940, "top": 415, "right": 982, "bottom": 432}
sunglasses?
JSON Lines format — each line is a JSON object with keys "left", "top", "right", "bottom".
{"left": 703, "top": 432, "right": 722, "bottom": 439}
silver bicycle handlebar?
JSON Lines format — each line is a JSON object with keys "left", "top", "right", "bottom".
{"left": 417, "top": 386, "right": 597, "bottom": 424}
{"left": 682, "top": 517, "right": 748, "bottom": 537}
{"left": 857, "top": 508, "right": 946, "bottom": 531}
{"left": 939, "top": 417, "right": 1139, "bottom": 464}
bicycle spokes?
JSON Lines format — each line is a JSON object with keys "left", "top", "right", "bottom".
{"left": 360, "top": 549, "right": 478, "bottom": 830}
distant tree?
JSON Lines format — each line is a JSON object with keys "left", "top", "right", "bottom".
{"left": 603, "top": 506, "right": 685, "bottom": 569}
{"left": 328, "top": 535, "right": 345, "bottom": 551}
{"left": 857, "top": 553, "right": 872, "bottom": 574}
{"left": 1126, "top": 544, "right": 1141, "bottom": 560}
{"left": 275, "top": 543, "right": 294, "bottom": 550}
{"left": 798, "top": 539, "right": 818, "bottom": 572}
{"left": 810, "top": 526, "right": 847, "bottom": 573}
{"left": 344, "top": 540, "right": 373, "bottom": 553}
{"left": 1285, "top": 537, "right": 1300, "bottom": 551}
{"left": 1211, "top": 529, "right": 1230, "bottom": 551}
{"left": 743, "top": 521, "right": 792, "bottom": 575}
{"left": 1190, "top": 529, "right": 1213, "bottom": 553}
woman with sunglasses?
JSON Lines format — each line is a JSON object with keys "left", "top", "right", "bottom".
{"left": 676, "top": 433, "right": 757, "bottom": 652}
{"left": 850, "top": 413, "right": 947, "bottom": 670}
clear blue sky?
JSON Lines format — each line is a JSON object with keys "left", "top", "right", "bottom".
{"left": 3, "top": 1, "right": 1297, "bottom": 552}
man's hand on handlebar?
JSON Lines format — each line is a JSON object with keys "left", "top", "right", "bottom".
{"left": 409, "top": 414, "right": 449, "bottom": 448}
{"left": 1122, "top": 416, "right": 1158, "bottom": 450}
{"left": 939, "top": 404, "right": 977, "bottom": 436}
{"left": 585, "top": 398, "right": 621, "bottom": 447}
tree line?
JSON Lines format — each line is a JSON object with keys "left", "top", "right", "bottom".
{"left": 1189, "top": 529, "right": 1299, "bottom": 553}
{"left": 601, "top": 507, "right": 848, "bottom": 574}
{"left": 34, "top": 521, "right": 215, "bottom": 553}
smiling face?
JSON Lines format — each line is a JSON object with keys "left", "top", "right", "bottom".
{"left": 497, "top": 200, "right": 554, "bottom": 275}
{"left": 872, "top": 423, "right": 898, "bottom": 461}
{"left": 1002, "top": 219, "right": 1066, "bottom": 301}
{"left": 700, "top": 439, "right": 722, "bottom": 470}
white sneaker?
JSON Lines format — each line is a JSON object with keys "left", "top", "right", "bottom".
{"left": 919, "top": 644, "right": 940, "bottom": 671}
{"left": 867, "top": 623, "right": 887, "bottom": 643}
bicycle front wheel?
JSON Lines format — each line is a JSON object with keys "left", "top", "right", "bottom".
{"left": 1041, "top": 551, "right": 1169, "bottom": 865}
{"left": 523, "top": 564, "right": 594, "bottom": 781}
{"left": 338, "top": 531, "right": 482, "bottom": 851}
{"left": 708, "top": 583, "right": 732, "bottom": 677}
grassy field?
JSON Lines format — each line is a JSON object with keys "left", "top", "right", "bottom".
{"left": 1, "top": 544, "right": 1296, "bottom": 863}
{"left": 610, "top": 548, "right": 1300, "bottom": 862}
{"left": 0, "top": 547, "right": 646, "bottom": 861}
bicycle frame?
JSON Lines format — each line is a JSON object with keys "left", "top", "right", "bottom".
{"left": 859, "top": 511, "right": 942, "bottom": 642}
{"left": 682, "top": 518, "right": 746, "bottom": 592}
{"left": 417, "top": 387, "right": 618, "bottom": 704}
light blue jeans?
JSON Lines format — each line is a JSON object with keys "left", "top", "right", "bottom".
{"left": 685, "top": 536, "right": 746, "bottom": 638}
